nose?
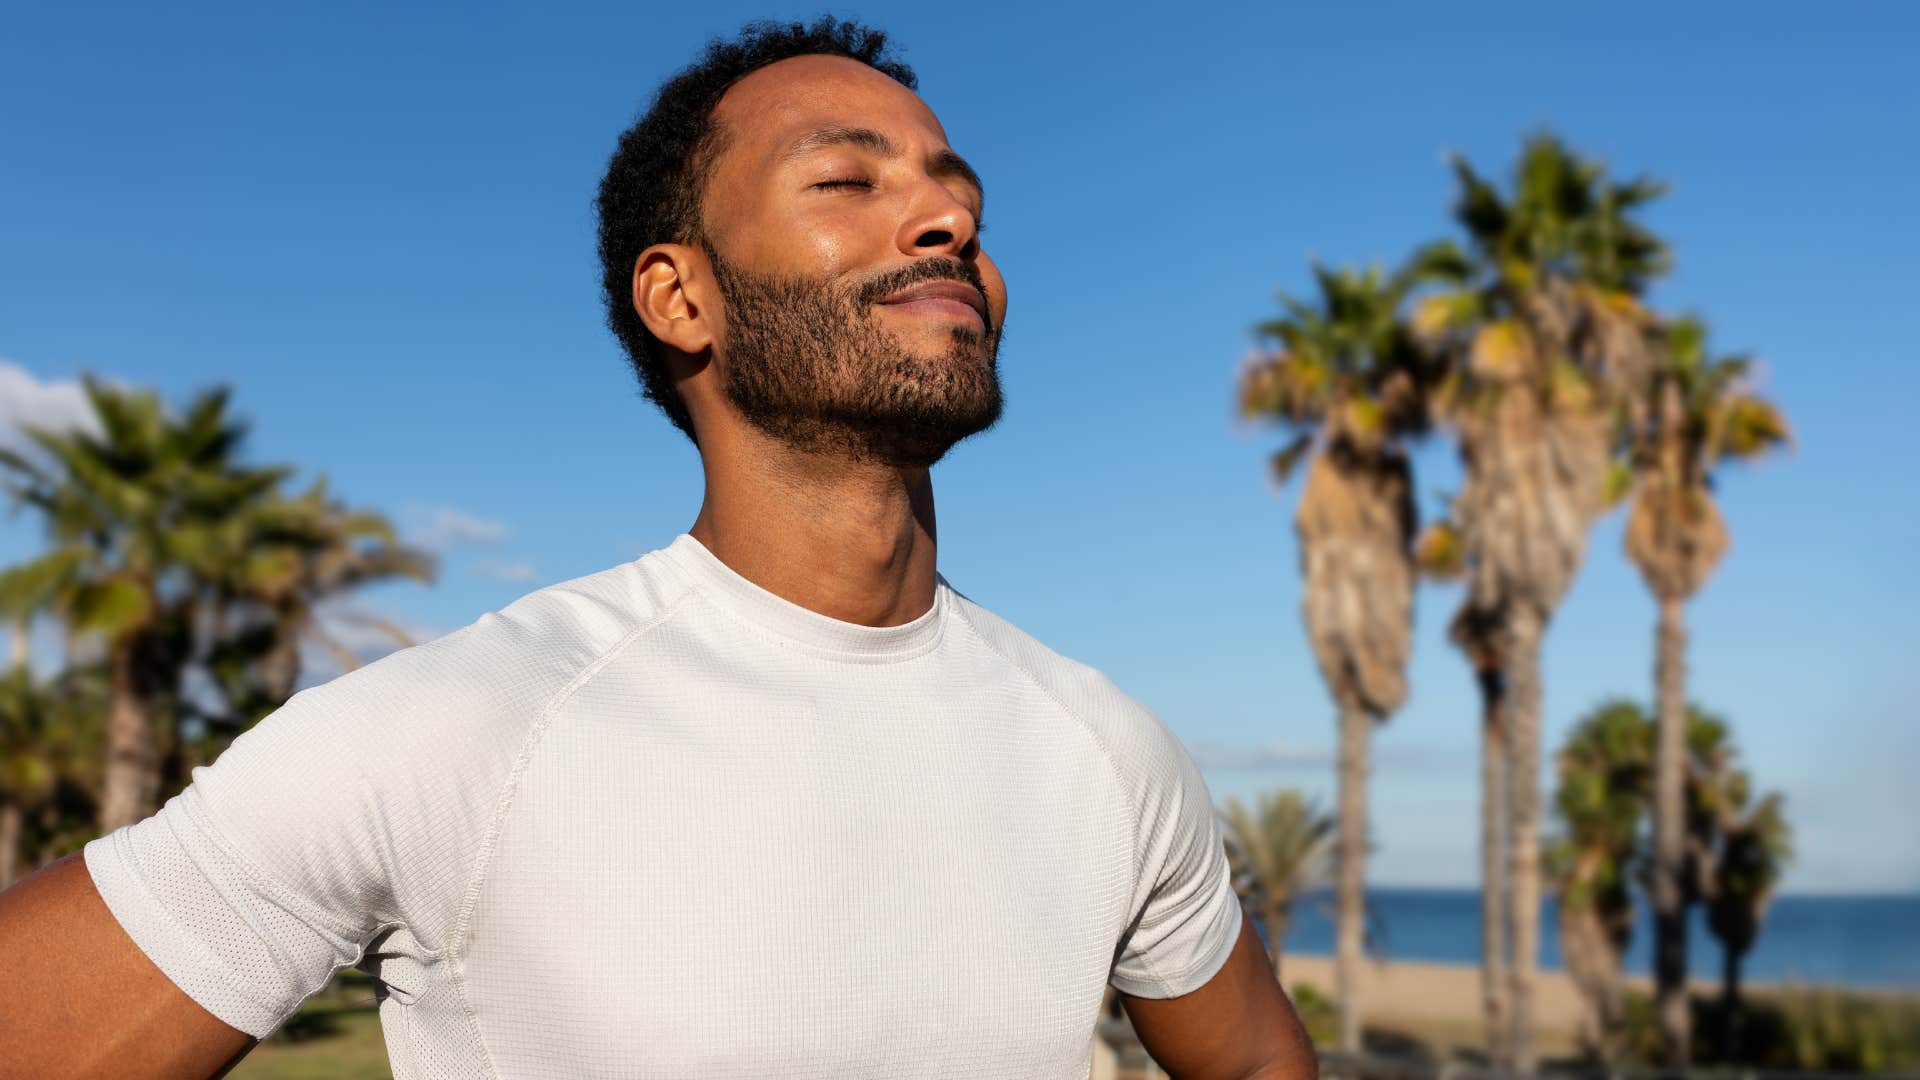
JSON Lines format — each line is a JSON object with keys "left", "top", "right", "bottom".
{"left": 895, "top": 180, "right": 980, "bottom": 261}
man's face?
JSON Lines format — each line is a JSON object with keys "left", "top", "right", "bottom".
{"left": 695, "top": 55, "right": 1008, "bottom": 468}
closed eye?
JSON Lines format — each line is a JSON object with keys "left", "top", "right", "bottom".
{"left": 810, "top": 178, "right": 986, "bottom": 235}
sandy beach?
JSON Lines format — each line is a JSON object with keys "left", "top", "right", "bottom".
{"left": 1279, "top": 952, "right": 1587, "bottom": 1053}
{"left": 1283, "top": 951, "right": 1591, "bottom": 1022}
{"left": 1274, "top": 951, "right": 1917, "bottom": 1058}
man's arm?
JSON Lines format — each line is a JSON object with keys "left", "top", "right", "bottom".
{"left": 0, "top": 853, "right": 255, "bottom": 1080}
{"left": 1119, "top": 909, "right": 1318, "bottom": 1080}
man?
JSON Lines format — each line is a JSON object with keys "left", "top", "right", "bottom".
{"left": 0, "top": 17, "right": 1314, "bottom": 1079}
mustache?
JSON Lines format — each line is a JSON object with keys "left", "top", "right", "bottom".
{"left": 854, "top": 257, "right": 993, "bottom": 334}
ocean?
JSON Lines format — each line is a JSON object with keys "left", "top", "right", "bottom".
{"left": 1280, "top": 888, "right": 1920, "bottom": 990}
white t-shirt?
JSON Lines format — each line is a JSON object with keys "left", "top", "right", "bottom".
{"left": 85, "top": 535, "right": 1240, "bottom": 1079}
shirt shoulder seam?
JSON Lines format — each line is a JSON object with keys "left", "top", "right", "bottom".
{"left": 443, "top": 587, "right": 692, "bottom": 1077}
{"left": 948, "top": 600, "right": 1181, "bottom": 992}
{"left": 947, "top": 600, "right": 1145, "bottom": 883}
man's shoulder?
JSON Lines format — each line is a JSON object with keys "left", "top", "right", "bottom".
{"left": 944, "top": 585, "right": 1186, "bottom": 780}
{"left": 168, "top": 552, "right": 698, "bottom": 910}
{"left": 464, "top": 550, "right": 693, "bottom": 673}
{"left": 276, "top": 550, "right": 694, "bottom": 738}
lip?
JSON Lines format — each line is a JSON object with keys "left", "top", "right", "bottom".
{"left": 875, "top": 280, "right": 989, "bottom": 329}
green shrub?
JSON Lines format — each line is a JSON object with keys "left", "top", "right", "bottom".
{"left": 1622, "top": 986, "right": 1920, "bottom": 1073}
{"left": 1764, "top": 986, "right": 1920, "bottom": 1073}
{"left": 1288, "top": 980, "right": 1339, "bottom": 1046}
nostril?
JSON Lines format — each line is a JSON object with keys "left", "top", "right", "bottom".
{"left": 915, "top": 228, "right": 955, "bottom": 249}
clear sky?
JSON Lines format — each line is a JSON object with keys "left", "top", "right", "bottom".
{"left": 3, "top": 1, "right": 1914, "bottom": 892}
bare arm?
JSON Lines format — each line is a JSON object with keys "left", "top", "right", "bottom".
{"left": 1119, "top": 910, "right": 1318, "bottom": 1080}
{"left": 0, "top": 853, "right": 255, "bottom": 1080}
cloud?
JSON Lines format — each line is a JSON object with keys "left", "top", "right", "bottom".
{"left": 473, "top": 560, "right": 540, "bottom": 584}
{"left": 1189, "top": 739, "right": 1463, "bottom": 771}
{"left": 401, "top": 506, "right": 540, "bottom": 586}
{"left": 404, "top": 503, "right": 508, "bottom": 551}
{"left": 1189, "top": 740, "right": 1337, "bottom": 770}
{"left": 298, "top": 599, "right": 445, "bottom": 686}
{"left": 0, "top": 360, "right": 101, "bottom": 458}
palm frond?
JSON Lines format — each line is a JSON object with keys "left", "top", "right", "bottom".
{"left": 0, "top": 546, "right": 91, "bottom": 618}
{"left": 1268, "top": 433, "right": 1315, "bottom": 487}
{"left": 67, "top": 576, "right": 152, "bottom": 636}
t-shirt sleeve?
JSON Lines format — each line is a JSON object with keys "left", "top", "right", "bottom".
{"left": 79, "top": 603, "right": 549, "bottom": 1039}
{"left": 1107, "top": 711, "right": 1242, "bottom": 999}
{"left": 85, "top": 790, "right": 371, "bottom": 1037}
{"left": 81, "top": 676, "right": 418, "bottom": 1039}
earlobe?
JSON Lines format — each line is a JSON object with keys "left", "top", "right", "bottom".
{"left": 632, "top": 244, "right": 714, "bottom": 355}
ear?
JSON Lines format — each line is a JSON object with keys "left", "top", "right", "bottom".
{"left": 631, "top": 243, "right": 717, "bottom": 357}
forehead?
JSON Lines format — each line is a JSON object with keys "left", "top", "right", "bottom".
{"left": 709, "top": 54, "right": 949, "bottom": 163}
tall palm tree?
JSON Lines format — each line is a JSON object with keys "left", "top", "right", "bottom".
{"left": 1239, "top": 256, "right": 1451, "bottom": 1050}
{"left": 1219, "top": 789, "right": 1336, "bottom": 975}
{"left": 1414, "top": 520, "right": 1517, "bottom": 1063}
{"left": 0, "top": 378, "right": 285, "bottom": 831}
{"left": 1412, "top": 132, "right": 1670, "bottom": 1072}
{"left": 1546, "top": 699, "right": 1653, "bottom": 1062}
{"left": 1623, "top": 316, "right": 1791, "bottom": 1064}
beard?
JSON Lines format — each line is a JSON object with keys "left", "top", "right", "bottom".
{"left": 707, "top": 250, "right": 1003, "bottom": 469}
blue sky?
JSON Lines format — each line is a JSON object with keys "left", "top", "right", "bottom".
{"left": 2, "top": 1, "right": 1914, "bottom": 891}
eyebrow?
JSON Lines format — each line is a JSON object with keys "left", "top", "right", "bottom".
{"left": 780, "top": 125, "right": 986, "bottom": 203}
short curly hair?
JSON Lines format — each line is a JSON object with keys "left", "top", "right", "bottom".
{"left": 595, "top": 16, "right": 918, "bottom": 443}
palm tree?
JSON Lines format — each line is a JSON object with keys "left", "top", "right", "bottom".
{"left": 1622, "top": 316, "right": 1791, "bottom": 1064}
{"left": 1414, "top": 519, "right": 1520, "bottom": 1064}
{"left": 203, "top": 476, "right": 434, "bottom": 729}
{"left": 1412, "top": 132, "right": 1670, "bottom": 1072}
{"left": 0, "top": 377, "right": 285, "bottom": 831}
{"left": 1239, "top": 257, "right": 1452, "bottom": 1050}
{"left": 19, "top": 663, "right": 108, "bottom": 873}
{"left": 1219, "top": 789, "right": 1336, "bottom": 975}
{"left": 1546, "top": 699, "right": 1653, "bottom": 1062}
{"left": 1703, "top": 793, "right": 1790, "bottom": 1054}
{"left": 1675, "top": 707, "right": 1793, "bottom": 1060}
{"left": 0, "top": 654, "right": 104, "bottom": 884}
{"left": 0, "top": 668, "right": 59, "bottom": 889}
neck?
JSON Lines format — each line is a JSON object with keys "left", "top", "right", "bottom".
{"left": 688, "top": 426, "right": 939, "bottom": 627}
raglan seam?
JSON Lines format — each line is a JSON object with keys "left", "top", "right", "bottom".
{"left": 444, "top": 585, "right": 694, "bottom": 1079}
{"left": 946, "top": 599, "right": 1166, "bottom": 990}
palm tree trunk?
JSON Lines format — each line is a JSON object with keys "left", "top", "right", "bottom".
{"left": 9, "top": 616, "right": 26, "bottom": 670}
{"left": 99, "top": 637, "right": 155, "bottom": 832}
{"left": 1597, "top": 953, "right": 1626, "bottom": 1063}
{"left": 1335, "top": 693, "right": 1371, "bottom": 1054}
{"left": 0, "top": 802, "right": 21, "bottom": 890}
{"left": 1721, "top": 943, "right": 1745, "bottom": 1060}
{"left": 1477, "top": 667, "right": 1510, "bottom": 1071}
{"left": 1558, "top": 890, "right": 1629, "bottom": 1063}
{"left": 1559, "top": 900, "right": 1602, "bottom": 1061}
{"left": 1266, "top": 908, "right": 1291, "bottom": 980}
{"left": 1505, "top": 607, "right": 1544, "bottom": 1075}
{"left": 1653, "top": 593, "right": 1691, "bottom": 1066}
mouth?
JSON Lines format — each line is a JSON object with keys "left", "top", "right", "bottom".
{"left": 874, "top": 280, "right": 989, "bottom": 330}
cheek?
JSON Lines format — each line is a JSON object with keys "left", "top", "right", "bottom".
{"left": 726, "top": 192, "right": 866, "bottom": 275}
{"left": 796, "top": 227, "right": 854, "bottom": 273}
{"left": 777, "top": 205, "right": 889, "bottom": 278}
{"left": 980, "top": 259, "right": 1009, "bottom": 322}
